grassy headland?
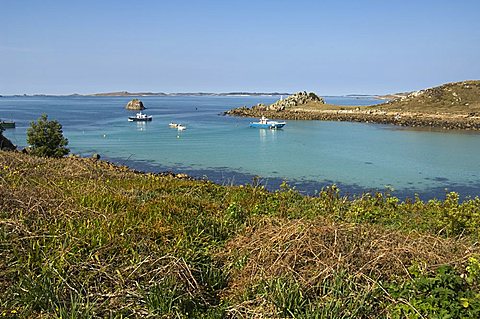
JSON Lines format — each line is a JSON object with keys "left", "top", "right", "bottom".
{"left": 1, "top": 151, "right": 480, "bottom": 317}
{"left": 226, "top": 81, "right": 480, "bottom": 130}
{"left": 376, "top": 80, "right": 480, "bottom": 114}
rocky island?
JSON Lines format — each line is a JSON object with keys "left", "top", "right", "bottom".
{"left": 226, "top": 80, "right": 480, "bottom": 130}
{"left": 125, "top": 98, "right": 145, "bottom": 110}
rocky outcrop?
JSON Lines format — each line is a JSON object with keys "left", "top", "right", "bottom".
{"left": 0, "top": 134, "right": 16, "bottom": 151}
{"left": 266, "top": 91, "right": 325, "bottom": 111}
{"left": 226, "top": 91, "right": 325, "bottom": 115}
{"left": 251, "top": 103, "right": 268, "bottom": 111}
{"left": 125, "top": 99, "right": 145, "bottom": 110}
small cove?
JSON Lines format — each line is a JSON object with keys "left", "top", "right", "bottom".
{"left": 2, "top": 95, "right": 480, "bottom": 200}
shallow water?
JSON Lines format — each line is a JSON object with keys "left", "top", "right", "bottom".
{"left": 2, "top": 95, "right": 480, "bottom": 200}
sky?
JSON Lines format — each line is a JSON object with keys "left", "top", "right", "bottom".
{"left": 1, "top": 0, "right": 480, "bottom": 95}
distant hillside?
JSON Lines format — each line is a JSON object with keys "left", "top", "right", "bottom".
{"left": 377, "top": 80, "right": 480, "bottom": 114}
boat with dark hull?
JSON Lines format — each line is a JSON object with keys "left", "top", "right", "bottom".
{"left": 0, "top": 120, "right": 15, "bottom": 129}
{"left": 128, "top": 112, "right": 152, "bottom": 122}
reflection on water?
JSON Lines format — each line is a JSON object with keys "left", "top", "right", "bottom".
{"left": 135, "top": 122, "right": 148, "bottom": 131}
{"left": 258, "top": 128, "right": 278, "bottom": 143}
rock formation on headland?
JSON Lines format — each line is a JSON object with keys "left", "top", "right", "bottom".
{"left": 251, "top": 91, "right": 325, "bottom": 112}
{"left": 125, "top": 99, "right": 145, "bottom": 110}
{"left": 226, "top": 91, "right": 326, "bottom": 117}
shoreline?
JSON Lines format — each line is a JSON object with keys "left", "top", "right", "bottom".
{"left": 225, "top": 108, "right": 480, "bottom": 131}
{"left": 100, "top": 154, "right": 480, "bottom": 201}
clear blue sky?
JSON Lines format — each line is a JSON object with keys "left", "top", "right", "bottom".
{"left": 2, "top": 0, "right": 479, "bottom": 95}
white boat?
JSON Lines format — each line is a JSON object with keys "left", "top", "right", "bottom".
{"left": 249, "top": 116, "right": 286, "bottom": 129}
{"left": 177, "top": 124, "right": 187, "bottom": 131}
{"left": 169, "top": 122, "right": 179, "bottom": 128}
{"left": 128, "top": 112, "right": 152, "bottom": 122}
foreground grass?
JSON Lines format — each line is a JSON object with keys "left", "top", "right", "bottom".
{"left": 1, "top": 152, "right": 480, "bottom": 318}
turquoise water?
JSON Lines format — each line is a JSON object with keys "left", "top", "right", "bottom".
{"left": 1, "top": 95, "right": 480, "bottom": 199}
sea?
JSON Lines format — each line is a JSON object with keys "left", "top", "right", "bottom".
{"left": 2, "top": 95, "right": 480, "bottom": 200}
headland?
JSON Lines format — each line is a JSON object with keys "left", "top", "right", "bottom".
{"left": 226, "top": 80, "right": 480, "bottom": 130}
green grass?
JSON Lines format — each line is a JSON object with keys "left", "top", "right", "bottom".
{"left": 1, "top": 152, "right": 480, "bottom": 318}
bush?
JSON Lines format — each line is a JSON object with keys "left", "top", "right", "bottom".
{"left": 388, "top": 262, "right": 480, "bottom": 318}
{"left": 26, "top": 114, "right": 69, "bottom": 158}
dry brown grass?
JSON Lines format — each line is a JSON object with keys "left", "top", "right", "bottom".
{"left": 376, "top": 80, "right": 480, "bottom": 114}
{"left": 221, "top": 218, "right": 478, "bottom": 296}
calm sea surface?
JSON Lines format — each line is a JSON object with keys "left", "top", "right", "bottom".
{"left": 2, "top": 95, "right": 480, "bottom": 200}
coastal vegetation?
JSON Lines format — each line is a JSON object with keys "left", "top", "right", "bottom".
{"left": 1, "top": 151, "right": 480, "bottom": 318}
{"left": 26, "top": 114, "right": 69, "bottom": 158}
{"left": 226, "top": 80, "right": 480, "bottom": 130}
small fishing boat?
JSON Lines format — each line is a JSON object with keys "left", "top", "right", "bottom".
{"left": 128, "top": 112, "right": 152, "bottom": 122}
{"left": 169, "top": 122, "right": 179, "bottom": 128}
{"left": 249, "top": 116, "right": 286, "bottom": 129}
{"left": 177, "top": 124, "right": 187, "bottom": 131}
{"left": 0, "top": 120, "right": 15, "bottom": 129}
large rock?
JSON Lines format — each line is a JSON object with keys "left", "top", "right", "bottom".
{"left": 0, "top": 134, "right": 16, "bottom": 151}
{"left": 268, "top": 91, "right": 325, "bottom": 111}
{"left": 224, "top": 91, "right": 326, "bottom": 116}
{"left": 125, "top": 99, "right": 145, "bottom": 110}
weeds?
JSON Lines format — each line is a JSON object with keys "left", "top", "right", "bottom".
{"left": 1, "top": 152, "right": 480, "bottom": 317}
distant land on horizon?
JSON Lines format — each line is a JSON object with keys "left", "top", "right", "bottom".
{"left": 5, "top": 80, "right": 477, "bottom": 99}
{"left": 89, "top": 91, "right": 293, "bottom": 97}
{"left": 0, "top": 91, "right": 292, "bottom": 98}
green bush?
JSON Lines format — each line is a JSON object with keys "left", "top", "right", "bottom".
{"left": 388, "top": 261, "right": 480, "bottom": 318}
{"left": 26, "top": 114, "right": 69, "bottom": 158}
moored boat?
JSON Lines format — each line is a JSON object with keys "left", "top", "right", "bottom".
{"left": 0, "top": 120, "right": 16, "bottom": 129}
{"left": 128, "top": 112, "right": 152, "bottom": 122}
{"left": 177, "top": 124, "right": 187, "bottom": 131}
{"left": 169, "top": 122, "right": 179, "bottom": 128}
{"left": 249, "top": 116, "right": 286, "bottom": 129}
